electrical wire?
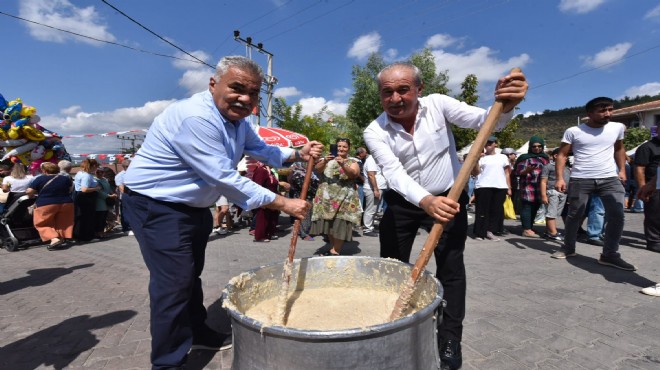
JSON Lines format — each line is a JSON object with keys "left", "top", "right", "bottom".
{"left": 0, "top": 10, "right": 207, "bottom": 65}
{"left": 100, "top": 0, "right": 214, "bottom": 69}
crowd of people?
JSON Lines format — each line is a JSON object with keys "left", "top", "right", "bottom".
{"left": 8, "top": 56, "right": 658, "bottom": 370}
{"left": 0, "top": 158, "right": 124, "bottom": 250}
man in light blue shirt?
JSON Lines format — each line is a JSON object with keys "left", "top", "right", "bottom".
{"left": 123, "top": 56, "right": 322, "bottom": 370}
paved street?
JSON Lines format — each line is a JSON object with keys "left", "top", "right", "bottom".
{"left": 1, "top": 211, "right": 659, "bottom": 369}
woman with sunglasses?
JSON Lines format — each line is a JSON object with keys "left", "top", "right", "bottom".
{"left": 310, "top": 138, "right": 362, "bottom": 256}
{"left": 515, "top": 136, "right": 550, "bottom": 237}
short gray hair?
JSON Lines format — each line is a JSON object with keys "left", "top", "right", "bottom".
{"left": 121, "top": 158, "right": 131, "bottom": 169}
{"left": 58, "top": 160, "right": 72, "bottom": 172}
{"left": 214, "top": 56, "right": 264, "bottom": 82}
{"left": 376, "top": 62, "right": 422, "bottom": 89}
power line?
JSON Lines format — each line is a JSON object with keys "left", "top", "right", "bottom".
{"left": 0, "top": 10, "right": 207, "bottom": 65}
{"left": 100, "top": 0, "right": 214, "bottom": 69}
{"left": 263, "top": 0, "right": 356, "bottom": 42}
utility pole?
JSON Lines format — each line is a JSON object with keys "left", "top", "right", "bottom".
{"left": 233, "top": 30, "right": 277, "bottom": 127}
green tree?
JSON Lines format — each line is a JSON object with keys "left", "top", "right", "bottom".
{"left": 346, "top": 53, "right": 386, "bottom": 129}
{"left": 624, "top": 127, "right": 650, "bottom": 151}
{"left": 495, "top": 114, "right": 525, "bottom": 150}
{"left": 409, "top": 48, "right": 449, "bottom": 96}
{"left": 452, "top": 74, "right": 479, "bottom": 150}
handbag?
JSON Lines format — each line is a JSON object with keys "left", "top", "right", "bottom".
{"left": 503, "top": 195, "right": 517, "bottom": 220}
{"left": 0, "top": 190, "right": 9, "bottom": 204}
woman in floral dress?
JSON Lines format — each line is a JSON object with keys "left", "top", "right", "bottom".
{"left": 310, "top": 138, "right": 362, "bottom": 256}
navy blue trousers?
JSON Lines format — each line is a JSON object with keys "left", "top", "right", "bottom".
{"left": 123, "top": 190, "right": 212, "bottom": 369}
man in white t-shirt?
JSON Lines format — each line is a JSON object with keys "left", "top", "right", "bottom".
{"left": 552, "top": 97, "right": 634, "bottom": 270}
{"left": 362, "top": 152, "right": 388, "bottom": 236}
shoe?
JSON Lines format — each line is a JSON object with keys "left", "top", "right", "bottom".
{"left": 494, "top": 229, "right": 510, "bottom": 236}
{"left": 641, "top": 284, "right": 660, "bottom": 297}
{"left": 248, "top": 230, "right": 255, "bottom": 236}
{"left": 598, "top": 254, "right": 637, "bottom": 271}
{"left": 577, "top": 227, "right": 587, "bottom": 236}
{"left": 303, "top": 236, "right": 315, "bottom": 241}
{"left": 647, "top": 245, "right": 660, "bottom": 253}
{"left": 544, "top": 232, "right": 564, "bottom": 241}
{"left": 474, "top": 237, "right": 484, "bottom": 241}
{"left": 551, "top": 247, "right": 576, "bottom": 259}
{"left": 364, "top": 231, "right": 379, "bottom": 237}
{"left": 253, "top": 239, "right": 270, "bottom": 243}
{"left": 534, "top": 219, "right": 546, "bottom": 225}
{"left": 127, "top": 230, "right": 134, "bottom": 236}
{"left": 47, "top": 240, "right": 64, "bottom": 251}
{"left": 485, "top": 231, "right": 500, "bottom": 241}
{"left": 191, "top": 328, "right": 232, "bottom": 351}
{"left": 438, "top": 339, "right": 462, "bottom": 370}
{"left": 522, "top": 230, "right": 540, "bottom": 238}
{"left": 586, "top": 238, "right": 605, "bottom": 247}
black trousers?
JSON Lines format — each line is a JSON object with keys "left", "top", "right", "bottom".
{"left": 123, "top": 190, "right": 213, "bottom": 369}
{"left": 73, "top": 191, "right": 97, "bottom": 241}
{"left": 644, "top": 191, "right": 660, "bottom": 249}
{"left": 379, "top": 189, "right": 468, "bottom": 342}
{"left": 473, "top": 187, "right": 506, "bottom": 237}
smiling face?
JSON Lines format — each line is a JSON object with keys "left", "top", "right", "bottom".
{"left": 336, "top": 140, "right": 350, "bottom": 158}
{"left": 209, "top": 67, "right": 262, "bottom": 122}
{"left": 378, "top": 66, "right": 422, "bottom": 126}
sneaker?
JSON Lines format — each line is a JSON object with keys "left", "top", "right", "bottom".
{"left": 641, "top": 284, "right": 660, "bottom": 297}
{"left": 191, "top": 328, "right": 232, "bottom": 351}
{"left": 551, "top": 247, "right": 576, "bottom": 259}
{"left": 127, "top": 230, "right": 134, "bottom": 236}
{"left": 544, "top": 232, "right": 563, "bottom": 241}
{"left": 598, "top": 254, "right": 637, "bottom": 271}
{"left": 586, "top": 238, "right": 605, "bottom": 247}
{"left": 216, "top": 227, "right": 228, "bottom": 235}
{"left": 485, "top": 232, "right": 500, "bottom": 241}
{"left": 474, "top": 237, "right": 484, "bottom": 241}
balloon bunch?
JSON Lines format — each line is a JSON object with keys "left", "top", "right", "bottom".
{"left": 0, "top": 93, "right": 71, "bottom": 174}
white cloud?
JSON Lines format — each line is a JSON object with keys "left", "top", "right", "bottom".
{"left": 274, "top": 87, "right": 302, "bottom": 98}
{"left": 425, "top": 34, "right": 458, "bottom": 49}
{"left": 297, "top": 97, "right": 348, "bottom": 117}
{"left": 431, "top": 47, "right": 531, "bottom": 93}
{"left": 50, "top": 100, "right": 175, "bottom": 153}
{"left": 582, "top": 42, "right": 632, "bottom": 68}
{"left": 60, "top": 105, "right": 81, "bottom": 116}
{"left": 621, "top": 82, "right": 660, "bottom": 99}
{"left": 558, "top": 0, "right": 605, "bottom": 14}
{"left": 384, "top": 48, "right": 399, "bottom": 61}
{"left": 333, "top": 88, "right": 351, "bottom": 99}
{"left": 178, "top": 69, "right": 212, "bottom": 96}
{"left": 18, "top": 0, "right": 116, "bottom": 45}
{"left": 523, "top": 111, "right": 542, "bottom": 118}
{"left": 347, "top": 32, "right": 381, "bottom": 60}
{"left": 645, "top": 4, "right": 660, "bottom": 20}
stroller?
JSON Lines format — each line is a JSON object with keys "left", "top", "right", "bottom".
{"left": 1, "top": 193, "right": 42, "bottom": 252}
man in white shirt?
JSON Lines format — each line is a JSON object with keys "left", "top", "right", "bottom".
{"left": 552, "top": 97, "right": 634, "bottom": 271}
{"left": 362, "top": 151, "right": 388, "bottom": 236}
{"left": 364, "top": 62, "right": 527, "bottom": 370}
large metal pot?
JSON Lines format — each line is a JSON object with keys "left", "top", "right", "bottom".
{"left": 222, "top": 256, "right": 444, "bottom": 370}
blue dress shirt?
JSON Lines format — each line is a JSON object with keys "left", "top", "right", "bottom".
{"left": 124, "top": 90, "right": 294, "bottom": 209}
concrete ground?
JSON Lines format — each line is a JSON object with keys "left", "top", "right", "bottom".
{"left": 1, "top": 210, "right": 659, "bottom": 369}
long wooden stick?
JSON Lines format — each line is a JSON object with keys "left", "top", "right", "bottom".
{"left": 389, "top": 68, "right": 522, "bottom": 320}
{"left": 275, "top": 159, "right": 316, "bottom": 325}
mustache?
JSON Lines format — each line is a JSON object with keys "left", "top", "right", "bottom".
{"left": 231, "top": 102, "right": 251, "bottom": 110}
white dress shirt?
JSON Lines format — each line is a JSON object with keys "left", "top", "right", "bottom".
{"left": 124, "top": 90, "right": 294, "bottom": 209}
{"left": 363, "top": 94, "right": 513, "bottom": 206}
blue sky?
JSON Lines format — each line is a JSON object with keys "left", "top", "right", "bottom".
{"left": 2, "top": 0, "right": 659, "bottom": 155}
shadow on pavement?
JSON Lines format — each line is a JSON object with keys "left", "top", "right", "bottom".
{"left": 0, "top": 310, "right": 137, "bottom": 370}
{"left": 0, "top": 263, "right": 94, "bottom": 296}
{"left": 506, "top": 238, "right": 655, "bottom": 287}
{"left": 186, "top": 297, "right": 234, "bottom": 370}
{"left": 313, "top": 240, "right": 362, "bottom": 256}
